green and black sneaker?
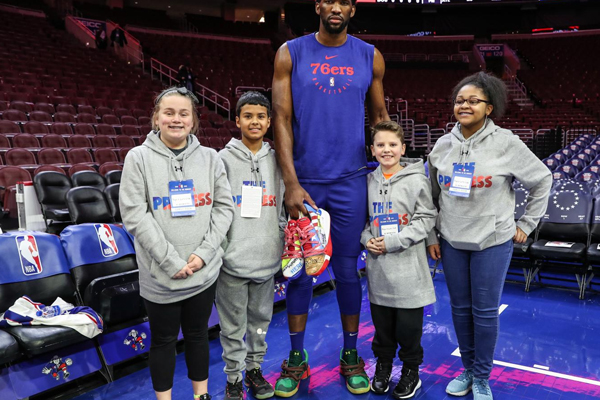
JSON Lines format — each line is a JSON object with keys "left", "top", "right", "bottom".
{"left": 340, "top": 349, "right": 370, "bottom": 395}
{"left": 274, "top": 349, "right": 310, "bottom": 398}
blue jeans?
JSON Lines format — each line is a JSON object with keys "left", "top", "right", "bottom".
{"left": 441, "top": 238, "right": 513, "bottom": 379}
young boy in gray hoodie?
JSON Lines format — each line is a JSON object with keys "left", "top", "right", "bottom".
{"left": 216, "top": 91, "right": 285, "bottom": 400}
{"left": 360, "top": 121, "right": 437, "bottom": 400}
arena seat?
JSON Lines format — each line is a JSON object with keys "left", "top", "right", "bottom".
{"left": 60, "top": 223, "right": 142, "bottom": 327}
{"left": 33, "top": 171, "right": 72, "bottom": 228}
{"left": 94, "top": 149, "right": 119, "bottom": 166}
{"left": 38, "top": 148, "right": 67, "bottom": 165}
{"left": 66, "top": 187, "right": 113, "bottom": 224}
{"left": 13, "top": 133, "right": 40, "bottom": 149}
{"left": 529, "top": 190, "right": 592, "bottom": 298}
{"left": 0, "top": 231, "right": 94, "bottom": 357}
{"left": 104, "top": 183, "right": 121, "bottom": 223}
{"left": 71, "top": 171, "right": 106, "bottom": 191}
{"left": 23, "top": 121, "right": 50, "bottom": 135}
{"left": 41, "top": 134, "right": 68, "bottom": 148}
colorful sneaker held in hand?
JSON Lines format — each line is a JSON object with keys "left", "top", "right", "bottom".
{"left": 302, "top": 204, "right": 332, "bottom": 276}
{"left": 281, "top": 219, "right": 303, "bottom": 280}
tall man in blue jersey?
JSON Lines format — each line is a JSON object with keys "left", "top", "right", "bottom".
{"left": 272, "top": 0, "right": 389, "bottom": 396}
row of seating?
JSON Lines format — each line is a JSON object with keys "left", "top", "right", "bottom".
{"left": 0, "top": 225, "right": 144, "bottom": 398}
{"left": 0, "top": 100, "right": 150, "bottom": 119}
{"left": 0, "top": 147, "right": 130, "bottom": 168}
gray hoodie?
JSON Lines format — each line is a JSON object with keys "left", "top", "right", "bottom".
{"left": 120, "top": 131, "right": 234, "bottom": 303}
{"left": 218, "top": 139, "right": 286, "bottom": 281}
{"left": 427, "top": 120, "right": 552, "bottom": 251}
{"left": 360, "top": 158, "right": 437, "bottom": 309}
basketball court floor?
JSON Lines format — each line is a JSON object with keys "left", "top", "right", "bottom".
{"left": 72, "top": 273, "right": 600, "bottom": 400}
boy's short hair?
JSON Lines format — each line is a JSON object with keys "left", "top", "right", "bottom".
{"left": 371, "top": 120, "right": 405, "bottom": 145}
{"left": 236, "top": 91, "right": 271, "bottom": 118}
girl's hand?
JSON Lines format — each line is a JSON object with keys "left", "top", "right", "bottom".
{"left": 172, "top": 265, "right": 194, "bottom": 279}
{"left": 366, "top": 238, "right": 384, "bottom": 255}
{"left": 513, "top": 227, "right": 527, "bottom": 244}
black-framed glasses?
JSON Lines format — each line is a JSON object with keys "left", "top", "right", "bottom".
{"left": 155, "top": 87, "right": 199, "bottom": 105}
{"left": 454, "top": 98, "right": 490, "bottom": 106}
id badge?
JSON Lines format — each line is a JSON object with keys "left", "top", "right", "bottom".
{"left": 241, "top": 185, "right": 262, "bottom": 218}
{"left": 449, "top": 164, "right": 474, "bottom": 197}
{"left": 379, "top": 213, "right": 399, "bottom": 236}
{"left": 169, "top": 179, "right": 196, "bottom": 217}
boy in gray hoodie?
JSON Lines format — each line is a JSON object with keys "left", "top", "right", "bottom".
{"left": 216, "top": 92, "right": 285, "bottom": 400}
{"left": 360, "top": 121, "right": 437, "bottom": 400}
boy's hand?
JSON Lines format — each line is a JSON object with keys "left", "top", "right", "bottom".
{"left": 187, "top": 254, "right": 205, "bottom": 272}
{"left": 427, "top": 244, "right": 441, "bottom": 260}
{"left": 172, "top": 265, "right": 194, "bottom": 279}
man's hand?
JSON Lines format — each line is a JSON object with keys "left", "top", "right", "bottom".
{"left": 285, "top": 183, "right": 317, "bottom": 219}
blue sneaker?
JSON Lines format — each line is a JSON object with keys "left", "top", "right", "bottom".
{"left": 445, "top": 369, "right": 473, "bottom": 396}
{"left": 472, "top": 378, "right": 493, "bottom": 400}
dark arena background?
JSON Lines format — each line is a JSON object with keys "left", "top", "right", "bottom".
{"left": 0, "top": 0, "right": 600, "bottom": 399}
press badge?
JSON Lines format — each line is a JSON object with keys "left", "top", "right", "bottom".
{"left": 169, "top": 180, "right": 196, "bottom": 217}
{"left": 241, "top": 185, "right": 262, "bottom": 218}
{"left": 449, "top": 164, "right": 474, "bottom": 197}
{"left": 379, "top": 213, "right": 400, "bottom": 236}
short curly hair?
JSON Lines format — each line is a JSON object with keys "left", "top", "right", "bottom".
{"left": 451, "top": 71, "right": 508, "bottom": 119}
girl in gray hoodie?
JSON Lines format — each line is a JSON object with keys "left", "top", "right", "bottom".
{"left": 361, "top": 121, "right": 437, "bottom": 400}
{"left": 120, "top": 87, "right": 234, "bottom": 400}
{"left": 426, "top": 72, "right": 551, "bottom": 400}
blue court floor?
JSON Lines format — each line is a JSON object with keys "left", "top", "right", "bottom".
{"left": 73, "top": 273, "right": 600, "bottom": 400}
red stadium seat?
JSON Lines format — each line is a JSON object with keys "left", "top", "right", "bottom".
{"left": 121, "top": 125, "right": 140, "bottom": 137}
{"left": 6, "top": 148, "right": 37, "bottom": 166}
{"left": 120, "top": 115, "right": 138, "bottom": 125}
{"left": 38, "top": 148, "right": 67, "bottom": 164}
{"left": 23, "top": 121, "right": 50, "bottom": 135}
{"left": 68, "top": 163, "right": 96, "bottom": 177}
{"left": 114, "top": 136, "right": 135, "bottom": 148}
{"left": 29, "top": 111, "right": 53, "bottom": 123}
{"left": 0, "top": 166, "right": 32, "bottom": 217}
{"left": 34, "top": 164, "right": 66, "bottom": 176}
{"left": 76, "top": 113, "right": 97, "bottom": 124}
{"left": 119, "top": 147, "right": 132, "bottom": 162}
{"left": 101, "top": 114, "right": 121, "bottom": 125}
{"left": 66, "top": 148, "right": 94, "bottom": 164}
{"left": 13, "top": 134, "right": 40, "bottom": 148}
{"left": 2, "top": 109, "right": 28, "bottom": 122}
{"left": 99, "top": 162, "right": 123, "bottom": 176}
{"left": 94, "top": 148, "right": 119, "bottom": 165}
{"left": 92, "top": 136, "right": 115, "bottom": 148}
{"left": 96, "top": 124, "right": 117, "bottom": 136}
{"left": 56, "top": 104, "right": 76, "bottom": 115}
{"left": 73, "top": 124, "right": 96, "bottom": 136}
{"left": 50, "top": 122, "right": 73, "bottom": 135}
{"left": 54, "top": 112, "right": 77, "bottom": 123}
{"left": 67, "top": 135, "right": 92, "bottom": 148}
{"left": 41, "top": 134, "right": 68, "bottom": 148}
{"left": 0, "top": 120, "right": 22, "bottom": 134}
{"left": 9, "top": 101, "right": 32, "bottom": 114}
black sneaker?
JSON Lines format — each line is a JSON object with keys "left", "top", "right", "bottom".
{"left": 392, "top": 368, "right": 421, "bottom": 399}
{"left": 225, "top": 379, "right": 244, "bottom": 400}
{"left": 195, "top": 394, "right": 211, "bottom": 400}
{"left": 370, "top": 362, "right": 393, "bottom": 394}
{"left": 245, "top": 368, "right": 274, "bottom": 399}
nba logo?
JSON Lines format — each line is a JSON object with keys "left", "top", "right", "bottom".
{"left": 329, "top": 77, "right": 334, "bottom": 87}
{"left": 15, "top": 235, "right": 43, "bottom": 276}
{"left": 94, "top": 224, "right": 119, "bottom": 257}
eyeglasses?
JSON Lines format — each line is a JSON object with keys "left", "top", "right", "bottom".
{"left": 155, "top": 87, "right": 199, "bottom": 105}
{"left": 454, "top": 98, "right": 490, "bottom": 106}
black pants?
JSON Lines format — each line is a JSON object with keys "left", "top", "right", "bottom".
{"left": 144, "top": 281, "right": 217, "bottom": 392}
{"left": 370, "top": 302, "right": 424, "bottom": 369}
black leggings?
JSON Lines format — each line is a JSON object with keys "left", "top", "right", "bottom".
{"left": 144, "top": 282, "right": 217, "bottom": 392}
{"left": 370, "top": 303, "right": 424, "bottom": 369}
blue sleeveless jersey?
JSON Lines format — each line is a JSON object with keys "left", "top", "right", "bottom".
{"left": 288, "top": 34, "right": 374, "bottom": 183}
